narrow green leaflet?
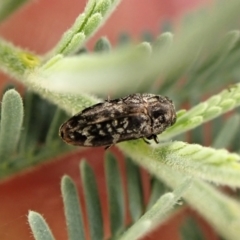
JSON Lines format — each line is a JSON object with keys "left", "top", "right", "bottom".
{"left": 36, "top": 1, "right": 240, "bottom": 96}
{"left": 80, "top": 161, "right": 104, "bottom": 240}
{"left": 161, "top": 84, "right": 240, "bottom": 140}
{"left": 105, "top": 153, "right": 125, "bottom": 236}
{"left": 119, "top": 179, "right": 191, "bottom": 240}
{"left": 184, "top": 179, "right": 240, "bottom": 240}
{"left": 147, "top": 179, "right": 170, "bottom": 210}
{"left": 125, "top": 157, "right": 143, "bottom": 222}
{"left": 212, "top": 114, "right": 240, "bottom": 149}
{"left": 50, "top": 0, "right": 121, "bottom": 56}
{"left": 28, "top": 211, "right": 55, "bottom": 240}
{"left": 61, "top": 175, "right": 85, "bottom": 240}
{"left": 94, "top": 37, "right": 111, "bottom": 52}
{"left": 45, "top": 107, "right": 68, "bottom": 145}
{"left": 180, "top": 217, "right": 205, "bottom": 240}
{"left": 0, "top": 90, "right": 24, "bottom": 161}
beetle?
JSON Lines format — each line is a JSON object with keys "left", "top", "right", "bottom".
{"left": 59, "top": 93, "right": 176, "bottom": 149}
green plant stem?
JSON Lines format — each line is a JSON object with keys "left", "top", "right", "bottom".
{"left": 0, "top": 38, "right": 40, "bottom": 79}
{"left": 119, "top": 141, "right": 240, "bottom": 240}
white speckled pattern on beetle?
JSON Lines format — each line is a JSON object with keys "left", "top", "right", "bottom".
{"left": 59, "top": 93, "right": 176, "bottom": 149}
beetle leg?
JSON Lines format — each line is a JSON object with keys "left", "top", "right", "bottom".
{"left": 146, "top": 134, "right": 159, "bottom": 144}
{"left": 104, "top": 145, "right": 112, "bottom": 150}
{"left": 152, "top": 135, "right": 159, "bottom": 144}
{"left": 143, "top": 138, "right": 151, "bottom": 144}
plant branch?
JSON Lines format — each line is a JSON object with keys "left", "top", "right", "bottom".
{"left": 119, "top": 141, "right": 240, "bottom": 240}
{"left": 119, "top": 140, "right": 240, "bottom": 187}
{"left": 49, "top": 0, "right": 121, "bottom": 56}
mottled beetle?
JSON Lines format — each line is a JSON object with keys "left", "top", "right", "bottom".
{"left": 59, "top": 93, "right": 176, "bottom": 149}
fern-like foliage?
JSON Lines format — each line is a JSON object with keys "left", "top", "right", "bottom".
{"left": 28, "top": 154, "right": 190, "bottom": 240}
{"left": 0, "top": 88, "right": 70, "bottom": 178}
{"left": 1, "top": 0, "right": 240, "bottom": 239}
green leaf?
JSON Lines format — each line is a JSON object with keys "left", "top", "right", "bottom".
{"left": 61, "top": 175, "right": 85, "bottom": 240}
{"left": 39, "top": 46, "right": 150, "bottom": 96}
{"left": 38, "top": 0, "right": 240, "bottom": 96}
{"left": 28, "top": 211, "right": 55, "bottom": 240}
{"left": 17, "top": 76, "right": 101, "bottom": 115}
{"left": 51, "top": 0, "right": 121, "bottom": 55}
{"left": 0, "top": 0, "right": 30, "bottom": 22}
{"left": 18, "top": 92, "right": 57, "bottom": 154}
{"left": 45, "top": 107, "right": 68, "bottom": 145}
{"left": 185, "top": 179, "right": 240, "bottom": 240}
{"left": 94, "top": 37, "right": 111, "bottom": 52}
{"left": 119, "top": 140, "right": 240, "bottom": 187}
{"left": 95, "top": 0, "right": 111, "bottom": 16}
{"left": 212, "top": 114, "right": 240, "bottom": 149}
{"left": 119, "top": 178, "right": 191, "bottom": 240}
{"left": 119, "top": 142, "right": 240, "bottom": 240}
{"left": 125, "top": 157, "right": 143, "bottom": 221}
{"left": 84, "top": 13, "right": 103, "bottom": 36}
{"left": 80, "top": 160, "right": 104, "bottom": 240}
{"left": 161, "top": 84, "right": 240, "bottom": 140}
{"left": 180, "top": 217, "right": 205, "bottom": 240}
{"left": 105, "top": 153, "right": 125, "bottom": 236}
{"left": 147, "top": 179, "right": 170, "bottom": 210}
{"left": 0, "top": 38, "right": 40, "bottom": 78}
{"left": 18, "top": 91, "right": 34, "bottom": 154}
{"left": 59, "top": 33, "right": 86, "bottom": 56}
{"left": 0, "top": 89, "right": 23, "bottom": 161}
